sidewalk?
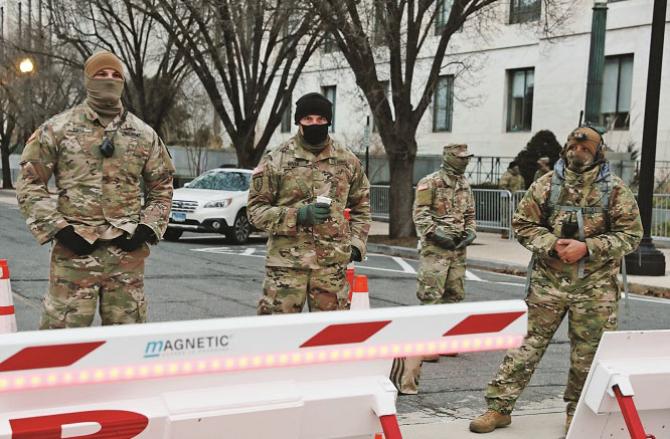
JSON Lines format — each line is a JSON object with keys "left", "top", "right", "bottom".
{"left": 401, "top": 412, "right": 565, "bottom": 439}
{"left": 0, "top": 189, "right": 17, "bottom": 206}
{"left": 368, "top": 221, "right": 670, "bottom": 297}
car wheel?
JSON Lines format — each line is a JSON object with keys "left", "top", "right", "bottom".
{"left": 227, "top": 210, "right": 250, "bottom": 244}
{"left": 163, "top": 228, "right": 183, "bottom": 242}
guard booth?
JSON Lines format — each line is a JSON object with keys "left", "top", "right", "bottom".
{"left": 0, "top": 301, "right": 527, "bottom": 439}
{"left": 568, "top": 329, "right": 670, "bottom": 439}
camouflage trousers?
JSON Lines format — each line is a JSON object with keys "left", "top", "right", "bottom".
{"left": 416, "top": 248, "right": 466, "bottom": 304}
{"left": 257, "top": 264, "right": 350, "bottom": 314}
{"left": 41, "top": 241, "right": 149, "bottom": 329}
{"left": 392, "top": 248, "right": 467, "bottom": 394}
{"left": 485, "top": 273, "right": 619, "bottom": 416}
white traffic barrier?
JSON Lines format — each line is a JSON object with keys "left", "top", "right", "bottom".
{"left": 568, "top": 329, "right": 670, "bottom": 439}
{"left": 350, "top": 275, "right": 370, "bottom": 310}
{"left": 0, "top": 260, "right": 16, "bottom": 334}
{"left": 0, "top": 301, "right": 527, "bottom": 439}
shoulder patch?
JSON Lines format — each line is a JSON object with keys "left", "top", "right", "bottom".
{"left": 252, "top": 164, "right": 265, "bottom": 176}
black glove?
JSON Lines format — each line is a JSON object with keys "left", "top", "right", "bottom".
{"left": 55, "top": 226, "right": 97, "bottom": 256}
{"left": 112, "top": 224, "right": 155, "bottom": 252}
{"left": 350, "top": 246, "right": 362, "bottom": 262}
{"left": 430, "top": 229, "right": 456, "bottom": 250}
{"left": 455, "top": 230, "right": 476, "bottom": 249}
{"left": 297, "top": 202, "right": 331, "bottom": 226}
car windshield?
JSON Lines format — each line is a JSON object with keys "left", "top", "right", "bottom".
{"left": 188, "top": 171, "right": 251, "bottom": 191}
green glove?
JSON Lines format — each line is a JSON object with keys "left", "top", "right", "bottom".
{"left": 430, "top": 229, "right": 456, "bottom": 250}
{"left": 455, "top": 230, "right": 476, "bottom": 249}
{"left": 297, "top": 202, "right": 331, "bottom": 226}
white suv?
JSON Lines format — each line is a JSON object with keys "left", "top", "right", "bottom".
{"left": 164, "top": 168, "right": 253, "bottom": 244}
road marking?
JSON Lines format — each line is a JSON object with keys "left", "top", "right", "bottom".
{"left": 465, "top": 270, "right": 482, "bottom": 281}
{"left": 191, "top": 247, "right": 263, "bottom": 258}
{"left": 356, "top": 265, "right": 416, "bottom": 275}
{"left": 622, "top": 292, "right": 670, "bottom": 305}
{"left": 392, "top": 256, "right": 416, "bottom": 274}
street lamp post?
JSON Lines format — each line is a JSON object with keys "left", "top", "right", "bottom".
{"left": 584, "top": 0, "right": 608, "bottom": 128}
{"left": 624, "top": 0, "right": 667, "bottom": 276}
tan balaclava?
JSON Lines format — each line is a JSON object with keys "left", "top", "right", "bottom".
{"left": 84, "top": 51, "right": 125, "bottom": 126}
{"left": 442, "top": 143, "right": 473, "bottom": 176}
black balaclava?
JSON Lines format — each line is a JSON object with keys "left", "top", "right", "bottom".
{"left": 294, "top": 92, "right": 332, "bottom": 152}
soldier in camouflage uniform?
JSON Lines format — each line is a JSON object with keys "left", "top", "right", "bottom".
{"left": 499, "top": 162, "right": 525, "bottom": 192}
{"left": 499, "top": 162, "right": 525, "bottom": 238}
{"left": 470, "top": 126, "right": 642, "bottom": 434}
{"left": 248, "top": 92, "right": 371, "bottom": 314}
{"left": 16, "top": 51, "right": 174, "bottom": 329}
{"left": 390, "top": 144, "right": 476, "bottom": 394}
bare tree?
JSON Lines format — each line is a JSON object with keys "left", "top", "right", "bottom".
{"left": 313, "top": 0, "right": 568, "bottom": 237}
{"left": 1, "top": 33, "right": 83, "bottom": 189}
{"left": 36, "top": 0, "right": 193, "bottom": 138}
{"left": 141, "top": 0, "right": 323, "bottom": 168}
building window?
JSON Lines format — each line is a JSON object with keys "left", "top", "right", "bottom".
{"left": 322, "top": 32, "right": 337, "bottom": 53}
{"left": 509, "top": 0, "right": 541, "bottom": 24}
{"left": 281, "top": 95, "right": 292, "bottom": 133}
{"left": 372, "top": 80, "right": 390, "bottom": 133}
{"left": 507, "top": 68, "right": 534, "bottom": 132}
{"left": 321, "top": 85, "right": 336, "bottom": 132}
{"left": 600, "top": 54, "right": 633, "bottom": 130}
{"left": 435, "top": 0, "right": 453, "bottom": 35}
{"left": 433, "top": 75, "right": 454, "bottom": 132}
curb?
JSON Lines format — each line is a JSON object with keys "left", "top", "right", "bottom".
{"left": 367, "top": 243, "right": 670, "bottom": 297}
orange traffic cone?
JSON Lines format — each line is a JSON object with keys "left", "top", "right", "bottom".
{"left": 0, "top": 259, "right": 17, "bottom": 333}
{"left": 375, "top": 434, "right": 384, "bottom": 439}
{"left": 344, "top": 208, "right": 356, "bottom": 294}
{"left": 346, "top": 266, "right": 355, "bottom": 295}
{"left": 350, "top": 274, "right": 370, "bottom": 310}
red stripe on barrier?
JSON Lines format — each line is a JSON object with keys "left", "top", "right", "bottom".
{"left": 0, "top": 260, "right": 9, "bottom": 279}
{"left": 0, "top": 341, "right": 105, "bottom": 372}
{"left": 0, "top": 306, "right": 14, "bottom": 316}
{"left": 300, "top": 321, "right": 391, "bottom": 347}
{"left": 443, "top": 311, "right": 525, "bottom": 336}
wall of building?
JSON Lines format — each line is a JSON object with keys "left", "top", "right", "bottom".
{"left": 262, "top": 0, "right": 670, "bottom": 162}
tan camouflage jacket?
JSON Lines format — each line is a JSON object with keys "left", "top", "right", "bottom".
{"left": 248, "top": 134, "right": 371, "bottom": 269}
{"left": 413, "top": 169, "right": 476, "bottom": 252}
{"left": 513, "top": 159, "right": 642, "bottom": 283}
{"left": 499, "top": 171, "right": 525, "bottom": 192}
{"left": 16, "top": 103, "right": 175, "bottom": 245}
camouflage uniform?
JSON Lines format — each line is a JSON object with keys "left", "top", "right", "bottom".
{"left": 414, "top": 148, "right": 476, "bottom": 305}
{"left": 391, "top": 145, "right": 475, "bottom": 395}
{"left": 499, "top": 169, "right": 525, "bottom": 238}
{"left": 16, "top": 103, "right": 175, "bottom": 328}
{"left": 484, "top": 158, "right": 642, "bottom": 418}
{"left": 499, "top": 170, "right": 525, "bottom": 192}
{"left": 248, "top": 134, "right": 371, "bottom": 314}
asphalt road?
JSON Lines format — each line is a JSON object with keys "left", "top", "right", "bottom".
{"left": 2, "top": 200, "right": 669, "bottom": 426}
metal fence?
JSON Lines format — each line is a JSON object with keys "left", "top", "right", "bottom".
{"left": 370, "top": 185, "right": 670, "bottom": 242}
{"left": 370, "top": 185, "right": 391, "bottom": 221}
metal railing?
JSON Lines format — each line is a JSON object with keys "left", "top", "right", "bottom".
{"left": 369, "top": 185, "right": 670, "bottom": 242}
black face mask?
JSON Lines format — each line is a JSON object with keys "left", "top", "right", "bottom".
{"left": 301, "top": 124, "right": 329, "bottom": 145}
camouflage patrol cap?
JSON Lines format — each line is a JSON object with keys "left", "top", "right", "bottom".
{"left": 444, "top": 143, "right": 473, "bottom": 158}
{"left": 566, "top": 126, "right": 602, "bottom": 156}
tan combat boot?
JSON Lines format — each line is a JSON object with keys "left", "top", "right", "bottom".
{"left": 469, "top": 410, "right": 512, "bottom": 433}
